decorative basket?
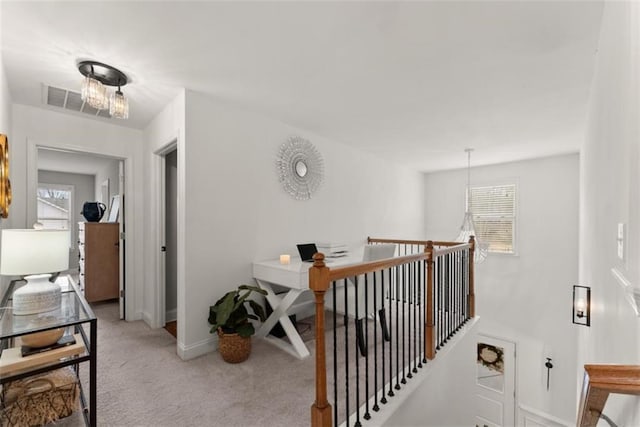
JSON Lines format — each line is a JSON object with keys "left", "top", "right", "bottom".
{"left": 217, "top": 329, "right": 251, "bottom": 363}
{"left": 1, "top": 367, "right": 79, "bottom": 427}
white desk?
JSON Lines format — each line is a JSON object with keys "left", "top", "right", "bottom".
{"left": 253, "top": 254, "right": 362, "bottom": 359}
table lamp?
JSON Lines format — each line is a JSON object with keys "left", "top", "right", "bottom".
{"left": 0, "top": 229, "right": 69, "bottom": 315}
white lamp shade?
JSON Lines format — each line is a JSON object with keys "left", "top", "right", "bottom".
{"left": 0, "top": 229, "right": 69, "bottom": 276}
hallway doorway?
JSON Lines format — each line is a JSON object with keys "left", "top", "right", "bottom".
{"left": 36, "top": 147, "right": 127, "bottom": 318}
{"left": 163, "top": 148, "right": 178, "bottom": 336}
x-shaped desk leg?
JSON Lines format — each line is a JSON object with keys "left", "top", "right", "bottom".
{"left": 255, "top": 279, "right": 310, "bottom": 359}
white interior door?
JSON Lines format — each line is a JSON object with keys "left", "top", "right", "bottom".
{"left": 475, "top": 335, "right": 516, "bottom": 427}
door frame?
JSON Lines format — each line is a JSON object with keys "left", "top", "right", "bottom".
{"left": 153, "top": 141, "right": 177, "bottom": 329}
{"left": 476, "top": 333, "right": 517, "bottom": 427}
{"left": 26, "top": 140, "right": 133, "bottom": 319}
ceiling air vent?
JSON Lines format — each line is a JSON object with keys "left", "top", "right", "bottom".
{"left": 45, "top": 85, "right": 113, "bottom": 119}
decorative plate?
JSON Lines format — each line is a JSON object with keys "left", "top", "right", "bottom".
{"left": 276, "top": 136, "right": 324, "bottom": 200}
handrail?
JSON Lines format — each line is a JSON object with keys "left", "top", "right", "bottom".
{"left": 326, "top": 253, "right": 427, "bottom": 282}
{"left": 577, "top": 365, "right": 640, "bottom": 427}
{"left": 433, "top": 243, "right": 471, "bottom": 257}
{"left": 368, "top": 237, "right": 461, "bottom": 247}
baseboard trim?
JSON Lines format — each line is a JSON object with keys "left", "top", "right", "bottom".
{"left": 165, "top": 308, "right": 177, "bottom": 322}
{"left": 518, "top": 403, "right": 573, "bottom": 427}
{"left": 177, "top": 335, "right": 217, "bottom": 361}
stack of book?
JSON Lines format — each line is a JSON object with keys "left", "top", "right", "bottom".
{"left": 317, "top": 243, "right": 349, "bottom": 258}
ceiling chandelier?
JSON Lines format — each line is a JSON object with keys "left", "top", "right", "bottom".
{"left": 455, "top": 148, "right": 488, "bottom": 263}
{"left": 78, "top": 60, "right": 129, "bottom": 119}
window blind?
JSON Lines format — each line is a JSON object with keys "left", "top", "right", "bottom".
{"left": 468, "top": 184, "right": 516, "bottom": 254}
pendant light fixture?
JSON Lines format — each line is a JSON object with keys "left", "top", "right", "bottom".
{"left": 78, "top": 60, "right": 129, "bottom": 119}
{"left": 109, "top": 84, "right": 129, "bottom": 119}
{"left": 80, "top": 72, "right": 109, "bottom": 110}
{"left": 455, "top": 148, "right": 489, "bottom": 263}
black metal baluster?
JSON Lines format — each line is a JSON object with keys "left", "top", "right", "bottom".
{"left": 380, "top": 268, "right": 387, "bottom": 405}
{"left": 419, "top": 259, "right": 424, "bottom": 368}
{"left": 456, "top": 251, "right": 460, "bottom": 331}
{"left": 354, "top": 276, "right": 361, "bottom": 427}
{"left": 416, "top": 260, "right": 427, "bottom": 368}
{"left": 458, "top": 249, "right": 464, "bottom": 327}
{"left": 435, "top": 256, "right": 441, "bottom": 351}
{"left": 445, "top": 253, "right": 450, "bottom": 344}
{"left": 453, "top": 252, "right": 458, "bottom": 333}
{"left": 396, "top": 264, "right": 407, "bottom": 388}
{"left": 408, "top": 261, "right": 414, "bottom": 377}
{"left": 440, "top": 254, "right": 444, "bottom": 346}
{"left": 343, "top": 278, "right": 350, "bottom": 426}
{"left": 465, "top": 249, "right": 469, "bottom": 322}
{"left": 388, "top": 267, "right": 395, "bottom": 398}
{"left": 445, "top": 253, "right": 450, "bottom": 341}
{"left": 394, "top": 265, "right": 400, "bottom": 391}
{"left": 332, "top": 281, "right": 338, "bottom": 427}
{"left": 454, "top": 252, "right": 458, "bottom": 333}
{"left": 364, "top": 272, "right": 372, "bottom": 419}
{"left": 446, "top": 253, "right": 455, "bottom": 342}
{"left": 373, "top": 269, "right": 380, "bottom": 412}
{"left": 467, "top": 249, "right": 470, "bottom": 322}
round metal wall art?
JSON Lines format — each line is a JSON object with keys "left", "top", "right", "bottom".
{"left": 276, "top": 136, "right": 324, "bottom": 200}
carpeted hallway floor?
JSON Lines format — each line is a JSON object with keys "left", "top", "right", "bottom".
{"left": 58, "top": 302, "right": 315, "bottom": 426}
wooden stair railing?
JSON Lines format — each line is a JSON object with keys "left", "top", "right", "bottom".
{"left": 310, "top": 237, "right": 475, "bottom": 427}
{"left": 577, "top": 365, "right": 640, "bottom": 427}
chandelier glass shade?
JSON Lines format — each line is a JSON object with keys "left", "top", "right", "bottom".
{"left": 109, "top": 89, "right": 129, "bottom": 119}
{"left": 78, "top": 60, "right": 129, "bottom": 119}
{"left": 81, "top": 76, "right": 109, "bottom": 110}
{"left": 455, "top": 149, "right": 489, "bottom": 263}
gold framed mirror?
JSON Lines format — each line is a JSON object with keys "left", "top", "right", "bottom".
{"left": 0, "top": 134, "right": 11, "bottom": 218}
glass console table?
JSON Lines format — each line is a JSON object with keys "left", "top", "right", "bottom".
{"left": 0, "top": 275, "right": 97, "bottom": 426}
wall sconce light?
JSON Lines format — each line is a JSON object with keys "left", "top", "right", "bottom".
{"left": 573, "top": 285, "right": 591, "bottom": 327}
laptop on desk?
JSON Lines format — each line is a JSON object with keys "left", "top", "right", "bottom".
{"left": 296, "top": 243, "right": 318, "bottom": 262}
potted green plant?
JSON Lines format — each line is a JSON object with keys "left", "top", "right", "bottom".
{"left": 208, "top": 284, "right": 267, "bottom": 363}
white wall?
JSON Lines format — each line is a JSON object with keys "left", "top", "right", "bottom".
{"left": 142, "top": 89, "right": 185, "bottom": 331}
{"left": 94, "top": 159, "right": 120, "bottom": 209}
{"left": 0, "top": 9, "right": 12, "bottom": 293}
{"left": 579, "top": 1, "right": 640, "bottom": 424}
{"left": 10, "top": 105, "right": 145, "bottom": 321}
{"left": 38, "top": 170, "right": 95, "bottom": 269}
{"left": 142, "top": 89, "right": 425, "bottom": 359}
{"left": 424, "top": 154, "right": 579, "bottom": 423}
{"left": 385, "top": 321, "right": 479, "bottom": 426}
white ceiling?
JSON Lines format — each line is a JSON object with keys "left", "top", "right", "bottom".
{"left": 1, "top": 1, "right": 603, "bottom": 172}
{"left": 38, "top": 148, "right": 119, "bottom": 176}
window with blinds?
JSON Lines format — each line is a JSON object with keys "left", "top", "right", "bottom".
{"left": 467, "top": 184, "right": 516, "bottom": 254}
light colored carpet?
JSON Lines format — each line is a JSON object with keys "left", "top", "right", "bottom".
{"left": 52, "top": 302, "right": 429, "bottom": 427}
{"left": 56, "top": 303, "right": 315, "bottom": 426}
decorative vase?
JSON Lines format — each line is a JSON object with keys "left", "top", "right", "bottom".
{"left": 81, "top": 202, "right": 106, "bottom": 222}
{"left": 217, "top": 329, "right": 251, "bottom": 363}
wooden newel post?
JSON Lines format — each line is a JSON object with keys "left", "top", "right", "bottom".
{"left": 468, "top": 236, "right": 475, "bottom": 319}
{"left": 309, "top": 252, "right": 332, "bottom": 427}
{"left": 425, "top": 241, "right": 435, "bottom": 360}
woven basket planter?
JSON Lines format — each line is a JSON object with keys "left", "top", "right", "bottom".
{"left": 217, "top": 329, "right": 251, "bottom": 363}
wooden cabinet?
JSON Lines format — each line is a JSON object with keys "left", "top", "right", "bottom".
{"left": 78, "top": 222, "right": 119, "bottom": 303}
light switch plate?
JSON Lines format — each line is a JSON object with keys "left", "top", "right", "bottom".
{"left": 617, "top": 223, "right": 625, "bottom": 260}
